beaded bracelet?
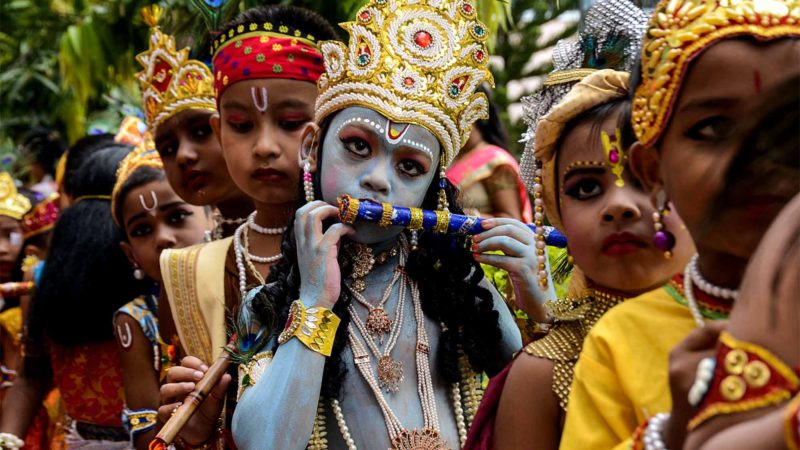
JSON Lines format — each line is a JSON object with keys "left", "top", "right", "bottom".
{"left": 643, "top": 412, "right": 670, "bottom": 450}
{"left": 0, "top": 432, "right": 24, "bottom": 449}
{"left": 278, "top": 300, "right": 340, "bottom": 357}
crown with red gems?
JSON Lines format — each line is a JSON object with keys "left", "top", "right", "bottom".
{"left": 22, "top": 193, "right": 60, "bottom": 239}
{"left": 135, "top": 6, "right": 216, "bottom": 133}
{"left": 315, "top": 0, "right": 494, "bottom": 167}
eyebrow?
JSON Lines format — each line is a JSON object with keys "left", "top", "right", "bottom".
{"left": 562, "top": 166, "right": 606, "bottom": 184}
{"left": 678, "top": 96, "right": 739, "bottom": 114}
{"left": 155, "top": 114, "right": 209, "bottom": 143}
{"left": 271, "top": 98, "right": 312, "bottom": 110}
{"left": 220, "top": 100, "right": 250, "bottom": 111}
{"left": 125, "top": 201, "right": 187, "bottom": 229}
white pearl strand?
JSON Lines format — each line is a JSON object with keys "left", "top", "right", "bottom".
{"left": 643, "top": 412, "right": 670, "bottom": 450}
{"left": 233, "top": 222, "right": 282, "bottom": 297}
{"left": 247, "top": 211, "right": 288, "bottom": 235}
{"left": 683, "top": 262, "right": 706, "bottom": 328}
{"left": 687, "top": 254, "right": 739, "bottom": 301}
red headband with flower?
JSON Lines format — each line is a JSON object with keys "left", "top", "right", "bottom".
{"left": 211, "top": 22, "right": 324, "bottom": 100}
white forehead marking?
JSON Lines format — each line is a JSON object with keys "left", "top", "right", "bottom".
{"left": 335, "top": 116, "right": 433, "bottom": 160}
{"left": 251, "top": 86, "right": 269, "bottom": 113}
{"left": 139, "top": 191, "right": 158, "bottom": 212}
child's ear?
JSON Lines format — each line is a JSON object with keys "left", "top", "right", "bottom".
{"left": 298, "top": 122, "right": 321, "bottom": 172}
{"left": 118, "top": 241, "right": 139, "bottom": 269}
{"left": 629, "top": 141, "right": 665, "bottom": 208}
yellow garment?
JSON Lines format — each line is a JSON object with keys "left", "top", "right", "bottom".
{"left": 0, "top": 307, "right": 22, "bottom": 347}
{"left": 559, "top": 285, "right": 697, "bottom": 450}
{"left": 160, "top": 237, "right": 231, "bottom": 364}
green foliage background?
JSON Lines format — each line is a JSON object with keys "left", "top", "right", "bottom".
{"left": 0, "top": 0, "right": 577, "bottom": 168}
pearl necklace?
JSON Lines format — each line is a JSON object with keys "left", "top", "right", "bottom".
{"left": 247, "top": 211, "right": 288, "bottom": 235}
{"left": 211, "top": 212, "right": 247, "bottom": 241}
{"left": 683, "top": 262, "right": 705, "bottom": 328}
{"left": 233, "top": 223, "right": 282, "bottom": 298}
{"left": 687, "top": 254, "right": 739, "bottom": 301}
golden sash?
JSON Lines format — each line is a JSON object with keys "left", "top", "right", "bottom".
{"left": 160, "top": 237, "right": 231, "bottom": 364}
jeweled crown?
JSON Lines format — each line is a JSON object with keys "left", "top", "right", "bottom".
{"left": 633, "top": 0, "right": 800, "bottom": 147}
{"left": 315, "top": 0, "right": 494, "bottom": 167}
{"left": 135, "top": 6, "right": 216, "bottom": 133}
{"left": 0, "top": 172, "right": 31, "bottom": 221}
{"left": 22, "top": 193, "right": 59, "bottom": 239}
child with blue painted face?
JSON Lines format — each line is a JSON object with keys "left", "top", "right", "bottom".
{"left": 230, "top": 1, "right": 521, "bottom": 449}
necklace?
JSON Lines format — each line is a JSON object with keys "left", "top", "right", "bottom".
{"left": 247, "top": 211, "right": 288, "bottom": 235}
{"left": 346, "top": 242, "right": 400, "bottom": 292}
{"left": 687, "top": 254, "right": 739, "bottom": 301}
{"left": 211, "top": 212, "right": 247, "bottom": 240}
{"left": 344, "top": 279, "right": 450, "bottom": 449}
{"left": 683, "top": 262, "right": 706, "bottom": 328}
{"left": 233, "top": 223, "right": 281, "bottom": 298}
{"left": 348, "top": 267, "right": 406, "bottom": 393}
{"left": 347, "top": 242, "right": 406, "bottom": 339}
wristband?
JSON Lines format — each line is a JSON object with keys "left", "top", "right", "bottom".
{"left": 278, "top": 300, "right": 340, "bottom": 357}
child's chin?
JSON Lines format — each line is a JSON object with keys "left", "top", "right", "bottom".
{"left": 348, "top": 223, "right": 404, "bottom": 245}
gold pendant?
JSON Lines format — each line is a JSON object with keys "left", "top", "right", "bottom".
{"left": 390, "top": 428, "right": 449, "bottom": 450}
{"left": 377, "top": 355, "right": 404, "bottom": 393}
{"left": 366, "top": 308, "right": 392, "bottom": 336}
{"left": 352, "top": 278, "right": 367, "bottom": 293}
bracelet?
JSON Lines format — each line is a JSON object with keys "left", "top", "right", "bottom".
{"left": 122, "top": 407, "right": 157, "bottom": 438}
{"left": 688, "top": 357, "right": 716, "bottom": 407}
{"left": 643, "top": 412, "right": 670, "bottom": 450}
{"left": 277, "top": 300, "right": 340, "bottom": 357}
{"left": 0, "top": 432, "right": 24, "bottom": 449}
{"left": 786, "top": 395, "right": 800, "bottom": 450}
{"left": 630, "top": 417, "right": 650, "bottom": 450}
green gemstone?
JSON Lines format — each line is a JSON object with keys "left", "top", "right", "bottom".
{"left": 449, "top": 85, "right": 460, "bottom": 97}
{"left": 474, "top": 25, "right": 485, "bottom": 36}
{"left": 358, "top": 54, "right": 370, "bottom": 66}
{"left": 242, "top": 373, "right": 251, "bottom": 386}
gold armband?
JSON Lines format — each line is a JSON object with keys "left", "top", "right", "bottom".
{"left": 278, "top": 300, "right": 340, "bottom": 357}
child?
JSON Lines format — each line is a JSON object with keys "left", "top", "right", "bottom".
{"left": 111, "top": 141, "right": 211, "bottom": 449}
{"left": 155, "top": 5, "right": 338, "bottom": 447}
{"left": 136, "top": 7, "right": 252, "bottom": 239}
{"left": 560, "top": 1, "right": 800, "bottom": 448}
{"left": 231, "top": 1, "right": 522, "bottom": 448}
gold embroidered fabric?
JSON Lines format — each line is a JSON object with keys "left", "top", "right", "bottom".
{"left": 524, "top": 291, "right": 625, "bottom": 410}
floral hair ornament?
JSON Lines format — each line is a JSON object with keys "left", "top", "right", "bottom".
{"left": 518, "top": 0, "right": 647, "bottom": 291}
{"left": 314, "top": 0, "right": 494, "bottom": 179}
{"left": 111, "top": 136, "right": 164, "bottom": 226}
{"left": 0, "top": 173, "right": 31, "bottom": 221}
{"left": 211, "top": 20, "right": 324, "bottom": 101}
{"left": 135, "top": 5, "right": 216, "bottom": 133}
{"left": 632, "top": 0, "right": 800, "bottom": 148}
{"left": 22, "top": 193, "right": 60, "bottom": 240}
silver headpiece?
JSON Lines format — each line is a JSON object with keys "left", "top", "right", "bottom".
{"left": 518, "top": 0, "right": 648, "bottom": 193}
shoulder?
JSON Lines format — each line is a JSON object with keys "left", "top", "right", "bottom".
{"left": 590, "top": 284, "right": 687, "bottom": 335}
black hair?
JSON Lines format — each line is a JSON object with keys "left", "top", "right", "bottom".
{"left": 20, "top": 128, "right": 66, "bottom": 177}
{"left": 250, "top": 115, "right": 506, "bottom": 399}
{"left": 31, "top": 145, "right": 143, "bottom": 346}
{"left": 63, "top": 133, "right": 116, "bottom": 198}
{"left": 113, "top": 167, "right": 166, "bottom": 236}
{"left": 473, "top": 84, "right": 509, "bottom": 150}
{"left": 221, "top": 4, "right": 339, "bottom": 44}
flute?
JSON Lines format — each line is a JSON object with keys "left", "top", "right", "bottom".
{"left": 149, "top": 344, "right": 233, "bottom": 450}
{"left": 337, "top": 195, "right": 567, "bottom": 248}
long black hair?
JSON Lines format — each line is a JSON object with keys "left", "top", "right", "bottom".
{"left": 32, "top": 144, "right": 143, "bottom": 346}
{"left": 250, "top": 116, "right": 506, "bottom": 399}
{"left": 473, "top": 84, "right": 509, "bottom": 150}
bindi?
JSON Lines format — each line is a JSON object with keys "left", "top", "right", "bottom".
{"left": 139, "top": 191, "right": 158, "bottom": 212}
{"left": 251, "top": 86, "right": 269, "bottom": 113}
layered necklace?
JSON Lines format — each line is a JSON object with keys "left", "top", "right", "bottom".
{"left": 346, "top": 242, "right": 400, "bottom": 292}
{"left": 233, "top": 212, "right": 287, "bottom": 297}
{"left": 210, "top": 211, "right": 247, "bottom": 241}
{"left": 683, "top": 254, "right": 739, "bottom": 327}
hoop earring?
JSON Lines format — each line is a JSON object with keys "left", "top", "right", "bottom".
{"left": 133, "top": 262, "right": 145, "bottom": 280}
{"left": 652, "top": 192, "right": 676, "bottom": 259}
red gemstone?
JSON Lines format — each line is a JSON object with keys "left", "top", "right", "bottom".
{"left": 359, "top": 11, "right": 370, "bottom": 21}
{"left": 475, "top": 50, "right": 484, "bottom": 61}
{"left": 609, "top": 150, "right": 620, "bottom": 164}
{"left": 463, "top": 3, "right": 473, "bottom": 13}
{"left": 414, "top": 30, "right": 433, "bottom": 48}
{"left": 403, "top": 77, "right": 415, "bottom": 87}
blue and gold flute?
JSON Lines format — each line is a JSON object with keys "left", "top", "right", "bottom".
{"left": 337, "top": 195, "right": 567, "bottom": 248}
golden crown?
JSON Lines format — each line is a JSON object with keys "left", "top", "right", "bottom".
{"left": 111, "top": 136, "right": 164, "bottom": 225}
{"left": 315, "top": 0, "right": 494, "bottom": 167}
{"left": 135, "top": 6, "right": 216, "bottom": 133}
{"left": 632, "top": 0, "right": 800, "bottom": 147}
{"left": 0, "top": 172, "right": 31, "bottom": 221}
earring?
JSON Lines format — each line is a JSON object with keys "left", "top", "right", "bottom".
{"left": 303, "top": 161, "right": 314, "bottom": 203}
{"left": 133, "top": 262, "right": 145, "bottom": 280}
{"left": 652, "top": 191, "right": 676, "bottom": 259}
{"left": 410, "top": 230, "right": 419, "bottom": 251}
{"left": 437, "top": 166, "right": 449, "bottom": 211}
